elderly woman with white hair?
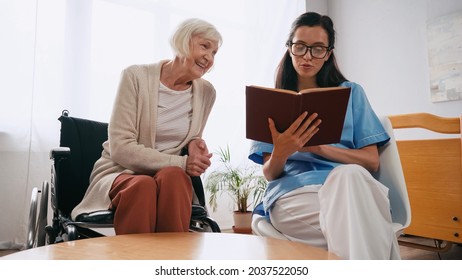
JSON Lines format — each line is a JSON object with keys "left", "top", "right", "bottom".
{"left": 71, "top": 18, "right": 222, "bottom": 234}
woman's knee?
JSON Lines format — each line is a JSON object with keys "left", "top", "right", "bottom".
{"left": 126, "top": 175, "right": 157, "bottom": 194}
{"left": 322, "top": 164, "right": 388, "bottom": 197}
{"left": 112, "top": 174, "right": 156, "bottom": 192}
{"left": 328, "top": 164, "right": 377, "bottom": 186}
{"left": 110, "top": 174, "right": 157, "bottom": 208}
{"left": 331, "top": 164, "right": 368, "bottom": 177}
{"left": 156, "top": 166, "right": 188, "bottom": 179}
{"left": 154, "top": 166, "right": 193, "bottom": 194}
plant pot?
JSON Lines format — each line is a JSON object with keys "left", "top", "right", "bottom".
{"left": 232, "top": 211, "right": 252, "bottom": 234}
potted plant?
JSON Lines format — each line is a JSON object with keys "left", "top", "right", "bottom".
{"left": 205, "top": 146, "right": 267, "bottom": 233}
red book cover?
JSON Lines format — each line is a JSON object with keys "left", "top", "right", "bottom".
{"left": 246, "top": 85, "right": 351, "bottom": 146}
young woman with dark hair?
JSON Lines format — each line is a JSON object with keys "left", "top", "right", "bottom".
{"left": 249, "top": 12, "right": 399, "bottom": 260}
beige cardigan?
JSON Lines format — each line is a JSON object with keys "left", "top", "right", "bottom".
{"left": 71, "top": 61, "right": 216, "bottom": 219}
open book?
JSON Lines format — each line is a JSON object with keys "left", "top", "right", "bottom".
{"left": 246, "top": 85, "right": 351, "bottom": 146}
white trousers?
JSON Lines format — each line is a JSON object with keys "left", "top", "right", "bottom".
{"left": 269, "top": 164, "right": 401, "bottom": 260}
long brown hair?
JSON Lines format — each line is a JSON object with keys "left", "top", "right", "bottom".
{"left": 275, "top": 12, "right": 347, "bottom": 91}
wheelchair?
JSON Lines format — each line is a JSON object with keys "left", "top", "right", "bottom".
{"left": 27, "top": 110, "right": 220, "bottom": 248}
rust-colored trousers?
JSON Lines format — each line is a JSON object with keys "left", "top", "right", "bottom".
{"left": 109, "top": 166, "right": 193, "bottom": 235}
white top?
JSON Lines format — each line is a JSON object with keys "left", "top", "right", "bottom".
{"left": 155, "top": 82, "right": 192, "bottom": 151}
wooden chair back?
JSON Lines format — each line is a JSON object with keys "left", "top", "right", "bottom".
{"left": 388, "top": 113, "right": 462, "bottom": 247}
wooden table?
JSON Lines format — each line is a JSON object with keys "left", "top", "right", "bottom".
{"left": 1, "top": 232, "right": 340, "bottom": 260}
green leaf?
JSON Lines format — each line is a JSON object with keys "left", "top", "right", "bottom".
{"left": 204, "top": 145, "right": 267, "bottom": 213}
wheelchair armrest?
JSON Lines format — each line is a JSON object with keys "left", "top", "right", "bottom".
{"left": 50, "top": 147, "right": 71, "bottom": 160}
{"left": 75, "top": 210, "right": 114, "bottom": 224}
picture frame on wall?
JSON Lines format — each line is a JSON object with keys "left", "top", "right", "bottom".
{"left": 426, "top": 11, "right": 462, "bottom": 103}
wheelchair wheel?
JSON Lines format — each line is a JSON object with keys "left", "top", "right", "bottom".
{"left": 36, "top": 181, "right": 49, "bottom": 246}
{"left": 26, "top": 182, "right": 50, "bottom": 249}
{"left": 26, "top": 187, "right": 39, "bottom": 249}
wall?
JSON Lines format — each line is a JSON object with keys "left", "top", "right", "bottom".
{"left": 0, "top": 0, "right": 38, "bottom": 250}
{"left": 306, "top": 0, "right": 462, "bottom": 120}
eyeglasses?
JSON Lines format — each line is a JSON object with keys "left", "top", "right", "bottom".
{"left": 287, "top": 42, "right": 332, "bottom": 59}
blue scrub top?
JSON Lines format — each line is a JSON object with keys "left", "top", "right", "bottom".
{"left": 248, "top": 81, "right": 390, "bottom": 212}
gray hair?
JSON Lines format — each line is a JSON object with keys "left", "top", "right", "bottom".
{"left": 170, "top": 18, "right": 222, "bottom": 57}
